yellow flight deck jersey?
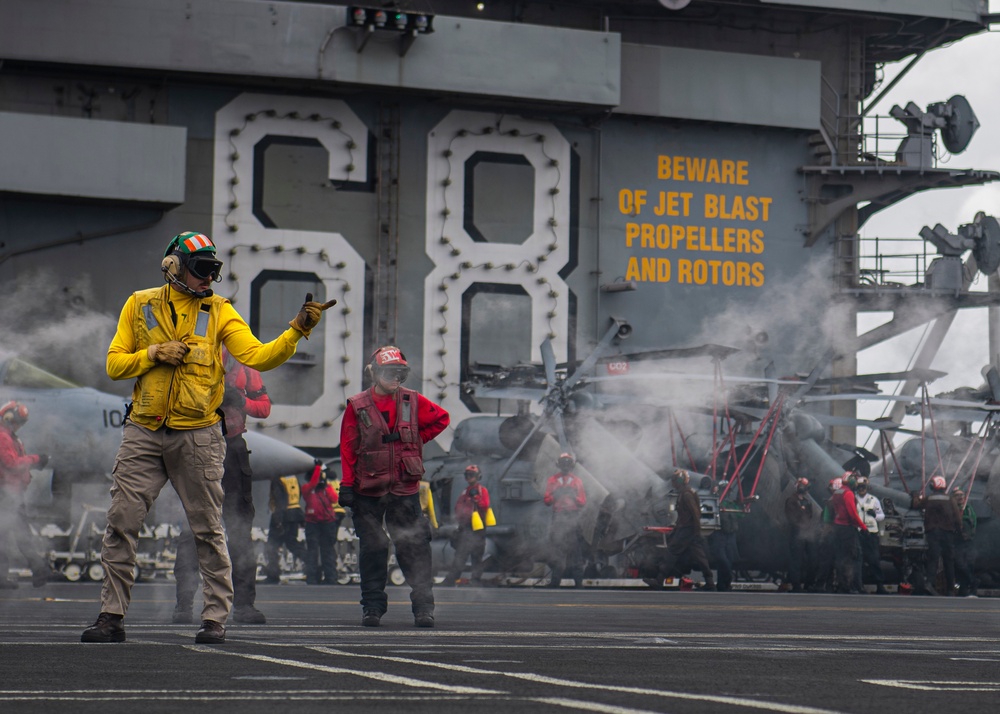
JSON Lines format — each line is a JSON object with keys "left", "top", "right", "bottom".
{"left": 107, "top": 284, "right": 305, "bottom": 430}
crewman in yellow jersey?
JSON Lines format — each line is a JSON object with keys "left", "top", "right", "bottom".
{"left": 82, "top": 231, "right": 335, "bottom": 645}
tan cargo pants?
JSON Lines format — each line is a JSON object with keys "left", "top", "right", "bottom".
{"left": 100, "top": 421, "right": 233, "bottom": 623}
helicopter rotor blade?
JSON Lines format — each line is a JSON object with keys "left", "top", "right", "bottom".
{"left": 552, "top": 411, "right": 569, "bottom": 452}
{"left": 563, "top": 318, "right": 629, "bottom": 392}
{"left": 540, "top": 338, "right": 557, "bottom": 391}
{"left": 587, "top": 372, "right": 805, "bottom": 386}
{"left": 728, "top": 404, "right": 899, "bottom": 431}
{"left": 801, "top": 393, "right": 1000, "bottom": 410}
{"left": 985, "top": 365, "right": 1000, "bottom": 402}
{"left": 789, "top": 349, "right": 834, "bottom": 402}
{"left": 601, "top": 343, "right": 741, "bottom": 363}
{"left": 764, "top": 362, "right": 778, "bottom": 405}
{"left": 810, "top": 414, "right": 900, "bottom": 431}
{"left": 926, "top": 409, "right": 997, "bottom": 423}
{"left": 811, "top": 368, "right": 947, "bottom": 388}
{"left": 474, "top": 386, "right": 549, "bottom": 401}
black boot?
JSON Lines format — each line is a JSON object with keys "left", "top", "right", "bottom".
{"left": 81, "top": 613, "right": 126, "bottom": 643}
{"left": 195, "top": 620, "right": 226, "bottom": 644}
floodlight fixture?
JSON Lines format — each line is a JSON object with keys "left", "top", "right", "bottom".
{"left": 346, "top": 6, "right": 435, "bottom": 56}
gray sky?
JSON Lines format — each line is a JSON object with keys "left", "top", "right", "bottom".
{"left": 855, "top": 17, "right": 1000, "bottom": 438}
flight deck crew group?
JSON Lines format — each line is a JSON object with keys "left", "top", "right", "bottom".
{"left": 780, "top": 469, "right": 976, "bottom": 596}
{"left": 26, "top": 228, "right": 972, "bottom": 644}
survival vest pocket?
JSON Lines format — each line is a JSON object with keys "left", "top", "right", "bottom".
{"left": 400, "top": 456, "right": 425, "bottom": 482}
{"left": 173, "top": 343, "right": 217, "bottom": 418}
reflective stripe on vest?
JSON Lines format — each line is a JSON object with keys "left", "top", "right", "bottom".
{"left": 195, "top": 308, "right": 210, "bottom": 337}
{"left": 142, "top": 304, "right": 159, "bottom": 331}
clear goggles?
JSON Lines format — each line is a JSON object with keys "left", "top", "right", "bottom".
{"left": 374, "top": 365, "right": 410, "bottom": 383}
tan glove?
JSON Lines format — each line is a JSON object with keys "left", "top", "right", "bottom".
{"left": 289, "top": 292, "right": 337, "bottom": 338}
{"left": 147, "top": 341, "right": 189, "bottom": 366}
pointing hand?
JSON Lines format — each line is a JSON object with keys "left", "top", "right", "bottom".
{"left": 289, "top": 292, "right": 338, "bottom": 338}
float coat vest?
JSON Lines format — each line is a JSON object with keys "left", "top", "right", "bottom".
{"left": 347, "top": 386, "right": 424, "bottom": 497}
{"left": 279, "top": 475, "right": 302, "bottom": 510}
{"left": 127, "top": 285, "right": 227, "bottom": 429}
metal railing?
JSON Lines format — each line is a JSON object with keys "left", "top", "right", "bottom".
{"left": 836, "top": 235, "right": 932, "bottom": 290}
{"left": 816, "top": 75, "right": 941, "bottom": 169}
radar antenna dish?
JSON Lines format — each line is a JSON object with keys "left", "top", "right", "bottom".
{"left": 969, "top": 212, "right": 1000, "bottom": 275}
{"left": 936, "top": 94, "right": 980, "bottom": 154}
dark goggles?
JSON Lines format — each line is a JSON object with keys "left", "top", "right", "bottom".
{"left": 187, "top": 256, "right": 223, "bottom": 280}
{"left": 375, "top": 365, "right": 410, "bottom": 383}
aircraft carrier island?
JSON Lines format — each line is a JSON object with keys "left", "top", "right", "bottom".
{"left": 1, "top": 0, "right": 1000, "bottom": 615}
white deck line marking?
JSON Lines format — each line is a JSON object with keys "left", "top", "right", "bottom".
{"left": 861, "top": 679, "right": 1000, "bottom": 692}
{"left": 182, "top": 646, "right": 502, "bottom": 695}
{"left": 311, "top": 646, "right": 847, "bottom": 714}
{"left": 0, "top": 690, "right": 492, "bottom": 702}
{"left": 529, "top": 696, "right": 666, "bottom": 714}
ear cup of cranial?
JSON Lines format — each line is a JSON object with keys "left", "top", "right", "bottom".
{"left": 161, "top": 254, "right": 183, "bottom": 279}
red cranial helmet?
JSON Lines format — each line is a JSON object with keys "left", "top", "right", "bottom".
{"left": 367, "top": 345, "right": 410, "bottom": 384}
{"left": 0, "top": 400, "right": 28, "bottom": 428}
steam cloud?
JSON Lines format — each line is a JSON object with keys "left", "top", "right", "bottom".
{"left": 0, "top": 267, "right": 123, "bottom": 394}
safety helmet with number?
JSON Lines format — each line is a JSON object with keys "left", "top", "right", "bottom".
{"left": 366, "top": 345, "right": 410, "bottom": 384}
{"left": 929, "top": 475, "right": 947, "bottom": 492}
{"left": 828, "top": 477, "right": 843, "bottom": 492}
{"left": 557, "top": 452, "right": 575, "bottom": 471}
{"left": 162, "top": 232, "right": 223, "bottom": 282}
{"left": 0, "top": 400, "right": 29, "bottom": 428}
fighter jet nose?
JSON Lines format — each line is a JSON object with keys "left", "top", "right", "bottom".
{"left": 243, "top": 431, "right": 317, "bottom": 480}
